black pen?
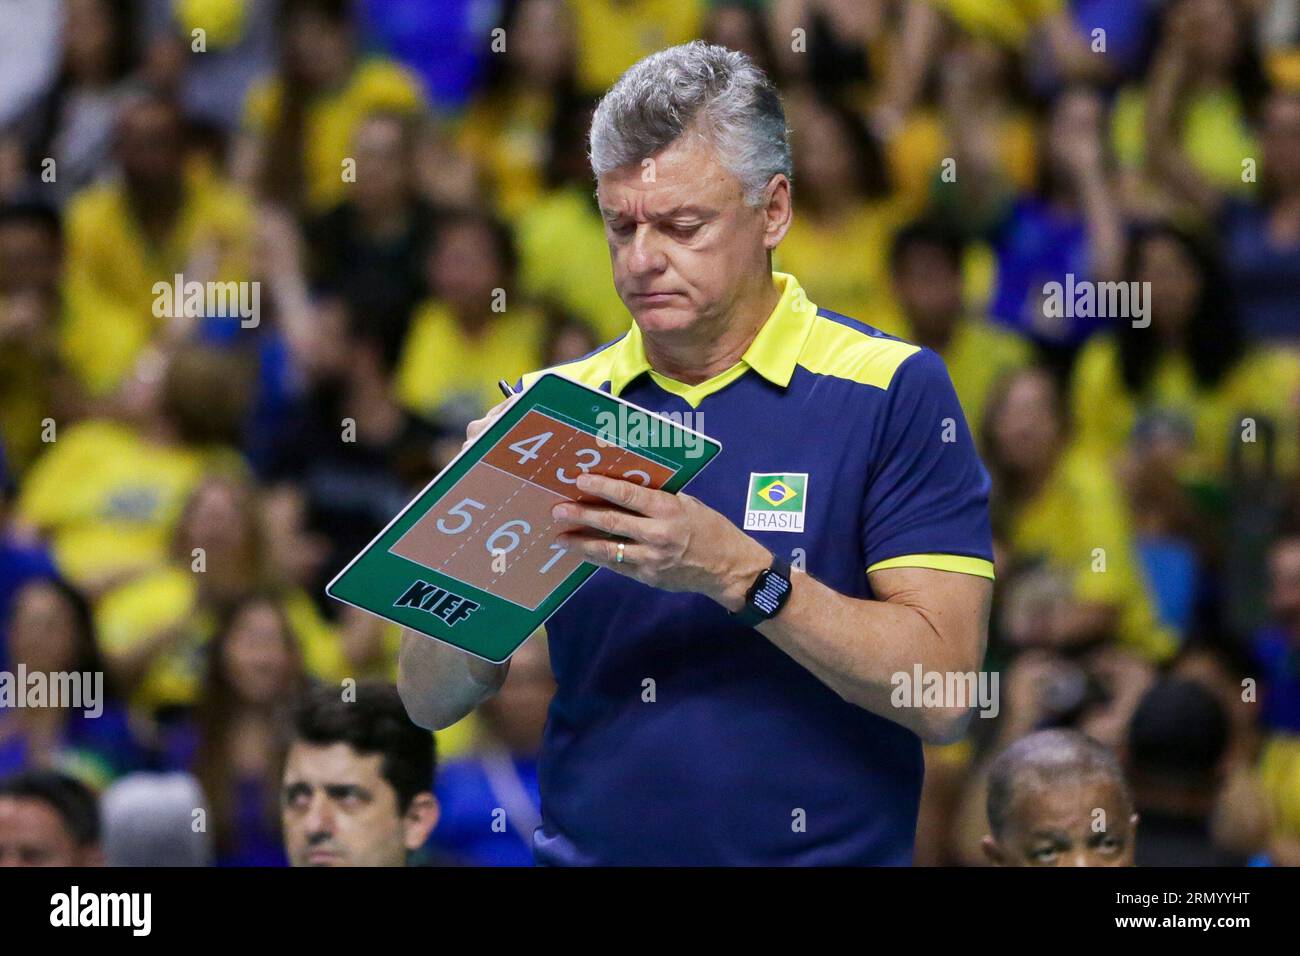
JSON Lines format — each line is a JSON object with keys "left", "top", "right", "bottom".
{"left": 497, "top": 379, "right": 516, "bottom": 400}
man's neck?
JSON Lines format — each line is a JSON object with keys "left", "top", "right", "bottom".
{"left": 641, "top": 272, "right": 781, "bottom": 385}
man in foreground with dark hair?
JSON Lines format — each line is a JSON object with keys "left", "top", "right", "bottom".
{"left": 281, "top": 682, "right": 439, "bottom": 867}
{"left": 982, "top": 728, "right": 1137, "bottom": 867}
{"left": 0, "top": 770, "right": 103, "bottom": 867}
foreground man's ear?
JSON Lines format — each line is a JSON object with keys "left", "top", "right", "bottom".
{"left": 403, "top": 792, "right": 440, "bottom": 850}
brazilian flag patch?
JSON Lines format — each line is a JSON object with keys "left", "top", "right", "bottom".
{"left": 743, "top": 473, "right": 808, "bottom": 532}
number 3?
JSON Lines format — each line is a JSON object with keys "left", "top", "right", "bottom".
{"left": 557, "top": 448, "right": 601, "bottom": 483}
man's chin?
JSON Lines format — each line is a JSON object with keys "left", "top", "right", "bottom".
{"left": 628, "top": 303, "right": 699, "bottom": 334}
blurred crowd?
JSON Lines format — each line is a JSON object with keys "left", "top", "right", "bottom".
{"left": 1, "top": 0, "right": 1299, "bottom": 867}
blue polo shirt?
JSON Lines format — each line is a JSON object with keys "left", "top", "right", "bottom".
{"left": 518, "top": 272, "right": 994, "bottom": 865}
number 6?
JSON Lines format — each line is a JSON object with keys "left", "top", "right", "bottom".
{"left": 485, "top": 519, "right": 532, "bottom": 555}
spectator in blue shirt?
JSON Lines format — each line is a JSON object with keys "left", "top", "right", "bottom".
{"left": 429, "top": 634, "right": 551, "bottom": 866}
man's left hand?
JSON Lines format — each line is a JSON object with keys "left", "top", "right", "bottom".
{"left": 552, "top": 473, "right": 770, "bottom": 612}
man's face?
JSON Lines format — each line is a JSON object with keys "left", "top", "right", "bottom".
{"left": 352, "top": 117, "right": 409, "bottom": 209}
{"left": 0, "top": 797, "right": 91, "bottom": 867}
{"left": 597, "top": 131, "right": 785, "bottom": 337}
{"left": 983, "top": 778, "right": 1137, "bottom": 867}
{"left": 990, "top": 370, "right": 1062, "bottom": 475}
{"left": 429, "top": 220, "right": 503, "bottom": 312}
{"left": 115, "top": 102, "right": 183, "bottom": 189}
{"left": 281, "top": 742, "right": 437, "bottom": 867}
{"left": 891, "top": 244, "right": 962, "bottom": 330}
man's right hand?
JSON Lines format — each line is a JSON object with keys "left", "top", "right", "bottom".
{"left": 463, "top": 392, "right": 518, "bottom": 451}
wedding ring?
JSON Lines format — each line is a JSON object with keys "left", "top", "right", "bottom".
{"left": 616, "top": 541, "right": 626, "bottom": 564}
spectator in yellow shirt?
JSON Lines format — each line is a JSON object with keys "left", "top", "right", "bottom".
{"left": 17, "top": 344, "right": 250, "bottom": 594}
{"left": 456, "top": 0, "right": 577, "bottom": 221}
{"left": 61, "top": 93, "right": 256, "bottom": 396}
{"left": 95, "top": 474, "right": 349, "bottom": 719}
{"left": 1112, "top": 0, "right": 1265, "bottom": 218}
{"left": 239, "top": 0, "right": 426, "bottom": 213}
{"left": 984, "top": 367, "right": 1178, "bottom": 663}
{"left": 925, "top": 0, "right": 1065, "bottom": 49}
{"left": 886, "top": 220, "right": 1030, "bottom": 441}
{"left": 515, "top": 98, "right": 630, "bottom": 342}
{"left": 395, "top": 211, "right": 546, "bottom": 427}
{"left": 775, "top": 88, "right": 908, "bottom": 326}
{"left": 570, "top": 0, "right": 704, "bottom": 96}
{"left": 1069, "top": 222, "right": 1300, "bottom": 492}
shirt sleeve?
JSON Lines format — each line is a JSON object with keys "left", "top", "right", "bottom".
{"left": 861, "top": 347, "right": 995, "bottom": 579}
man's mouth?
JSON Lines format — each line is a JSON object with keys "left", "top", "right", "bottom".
{"left": 630, "top": 291, "right": 682, "bottom": 305}
{"left": 306, "top": 847, "right": 346, "bottom": 865}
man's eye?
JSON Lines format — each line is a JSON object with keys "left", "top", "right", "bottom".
{"left": 669, "top": 223, "right": 701, "bottom": 238}
{"left": 608, "top": 222, "right": 635, "bottom": 237}
{"left": 1031, "top": 846, "right": 1058, "bottom": 863}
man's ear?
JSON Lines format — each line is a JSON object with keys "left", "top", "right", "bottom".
{"left": 762, "top": 174, "right": 793, "bottom": 250}
{"left": 402, "top": 792, "right": 440, "bottom": 850}
{"left": 981, "top": 834, "right": 1007, "bottom": 866}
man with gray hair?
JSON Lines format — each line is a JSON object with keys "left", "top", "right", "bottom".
{"left": 400, "top": 41, "right": 994, "bottom": 865}
{"left": 983, "top": 729, "right": 1138, "bottom": 867}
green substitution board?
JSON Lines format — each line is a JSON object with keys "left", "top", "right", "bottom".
{"left": 326, "top": 372, "right": 721, "bottom": 662}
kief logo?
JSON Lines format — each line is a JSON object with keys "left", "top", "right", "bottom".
{"left": 744, "top": 473, "right": 807, "bottom": 532}
{"left": 393, "top": 579, "right": 481, "bottom": 626}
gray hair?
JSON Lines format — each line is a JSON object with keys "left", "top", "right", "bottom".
{"left": 101, "top": 773, "right": 214, "bottom": 867}
{"left": 589, "top": 41, "right": 791, "bottom": 205}
{"left": 986, "top": 729, "right": 1132, "bottom": 838}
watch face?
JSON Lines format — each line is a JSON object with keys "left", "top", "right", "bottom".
{"left": 751, "top": 569, "right": 792, "bottom": 617}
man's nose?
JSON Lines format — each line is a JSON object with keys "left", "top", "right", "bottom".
{"left": 624, "top": 225, "right": 666, "bottom": 276}
{"left": 304, "top": 796, "right": 335, "bottom": 837}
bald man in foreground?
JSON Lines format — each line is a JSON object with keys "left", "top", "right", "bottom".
{"left": 983, "top": 729, "right": 1138, "bottom": 867}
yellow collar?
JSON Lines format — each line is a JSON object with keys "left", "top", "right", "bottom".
{"left": 607, "top": 272, "right": 818, "bottom": 405}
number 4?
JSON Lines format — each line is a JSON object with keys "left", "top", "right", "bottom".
{"left": 509, "top": 432, "right": 551, "bottom": 464}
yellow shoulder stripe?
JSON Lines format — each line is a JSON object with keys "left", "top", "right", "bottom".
{"left": 867, "top": 554, "right": 995, "bottom": 580}
{"left": 798, "top": 315, "right": 920, "bottom": 390}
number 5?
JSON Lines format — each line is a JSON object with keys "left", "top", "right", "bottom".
{"left": 436, "top": 498, "right": 485, "bottom": 534}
